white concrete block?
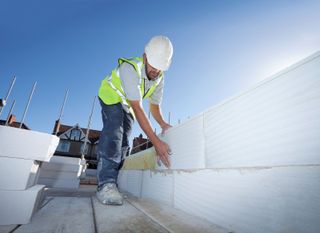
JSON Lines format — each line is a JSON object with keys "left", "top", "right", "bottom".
{"left": 0, "top": 126, "right": 59, "bottom": 161}
{"left": 40, "top": 161, "right": 80, "bottom": 172}
{"left": 173, "top": 167, "right": 320, "bottom": 233}
{"left": 85, "top": 168, "right": 97, "bottom": 177}
{"left": 49, "top": 155, "right": 81, "bottom": 165}
{"left": 158, "top": 114, "right": 205, "bottom": 169}
{"left": 118, "top": 170, "right": 143, "bottom": 197}
{"left": 141, "top": 170, "right": 174, "bottom": 206}
{"left": 123, "top": 147, "right": 157, "bottom": 169}
{"left": 118, "top": 170, "right": 128, "bottom": 191}
{"left": 0, "top": 185, "right": 45, "bottom": 225}
{"left": 37, "top": 156, "right": 81, "bottom": 188}
{"left": 37, "top": 177, "right": 80, "bottom": 189}
{"left": 38, "top": 169, "right": 78, "bottom": 179}
{"left": 204, "top": 51, "right": 320, "bottom": 168}
{"left": 0, "top": 157, "right": 39, "bottom": 190}
{"left": 126, "top": 170, "right": 143, "bottom": 197}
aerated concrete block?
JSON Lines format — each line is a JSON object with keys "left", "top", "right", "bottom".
{"left": 40, "top": 161, "right": 80, "bottom": 172}
{"left": 0, "top": 185, "right": 45, "bottom": 225}
{"left": 118, "top": 170, "right": 128, "bottom": 191}
{"left": 204, "top": 52, "right": 320, "bottom": 168}
{"left": 37, "top": 156, "right": 81, "bottom": 188}
{"left": 126, "top": 170, "right": 143, "bottom": 197}
{"left": 157, "top": 114, "right": 206, "bottom": 169}
{"left": 141, "top": 170, "right": 174, "bottom": 206}
{"left": 0, "top": 126, "right": 59, "bottom": 161}
{"left": 118, "top": 170, "right": 143, "bottom": 197}
{"left": 37, "top": 177, "right": 80, "bottom": 189}
{"left": 38, "top": 169, "right": 79, "bottom": 179}
{"left": 173, "top": 167, "right": 320, "bottom": 233}
{"left": 122, "top": 148, "right": 157, "bottom": 169}
{"left": 49, "top": 155, "right": 81, "bottom": 165}
{"left": 0, "top": 157, "right": 39, "bottom": 190}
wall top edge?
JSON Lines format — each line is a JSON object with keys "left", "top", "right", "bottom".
{"left": 191, "top": 50, "right": 320, "bottom": 117}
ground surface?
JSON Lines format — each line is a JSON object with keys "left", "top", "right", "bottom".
{"left": 0, "top": 185, "right": 231, "bottom": 233}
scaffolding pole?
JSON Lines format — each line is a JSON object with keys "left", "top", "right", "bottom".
{"left": 5, "top": 100, "right": 16, "bottom": 126}
{"left": 20, "top": 81, "right": 37, "bottom": 128}
{"left": 0, "top": 76, "right": 16, "bottom": 117}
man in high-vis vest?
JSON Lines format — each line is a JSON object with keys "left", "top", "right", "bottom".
{"left": 96, "top": 36, "right": 173, "bottom": 205}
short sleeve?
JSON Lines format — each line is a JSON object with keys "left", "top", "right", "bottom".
{"left": 119, "top": 62, "right": 142, "bottom": 101}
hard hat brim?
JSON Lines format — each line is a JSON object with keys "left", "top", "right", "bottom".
{"left": 147, "top": 56, "right": 172, "bottom": 71}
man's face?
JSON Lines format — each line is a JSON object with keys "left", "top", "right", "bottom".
{"left": 144, "top": 54, "right": 161, "bottom": 80}
{"left": 146, "top": 62, "right": 161, "bottom": 80}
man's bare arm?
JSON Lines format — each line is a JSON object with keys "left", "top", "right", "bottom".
{"left": 149, "top": 103, "right": 172, "bottom": 134}
{"left": 129, "top": 100, "right": 171, "bottom": 167}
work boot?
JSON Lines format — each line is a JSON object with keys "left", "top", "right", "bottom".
{"left": 96, "top": 183, "right": 123, "bottom": 205}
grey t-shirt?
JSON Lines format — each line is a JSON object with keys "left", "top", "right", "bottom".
{"left": 119, "top": 62, "right": 164, "bottom": 105}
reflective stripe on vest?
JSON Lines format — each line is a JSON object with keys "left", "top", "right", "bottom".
{"left": 98, "top": 57, "right": 163, "bottom": 108}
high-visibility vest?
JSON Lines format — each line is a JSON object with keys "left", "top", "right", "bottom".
{"left": 98, "top": 57, "right": 163, "bottom": 114}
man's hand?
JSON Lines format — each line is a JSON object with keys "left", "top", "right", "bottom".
{"left": 160, "top": 122, "right": 172, "bottom": 135}
{"left": 153, "top": 139, "right": 171, "bottom": 168}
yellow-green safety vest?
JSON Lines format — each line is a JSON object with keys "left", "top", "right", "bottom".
{"left": 98, "top": 57, "right": 163, "bottom": 115}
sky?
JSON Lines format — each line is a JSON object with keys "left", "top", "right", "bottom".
{"left": 1, "top": 0, "right": 320, "bottom": 142}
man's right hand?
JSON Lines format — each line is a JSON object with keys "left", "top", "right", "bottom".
{"left": 153, "top": 139, "right": 171, "bottom": 168}
{"left": 129, "top": 100, "right": 171, "bottom": 168}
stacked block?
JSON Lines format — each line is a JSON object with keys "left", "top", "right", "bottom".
{"left": 37, "top": 155, "right": 82, "bottom": 189}
{"left": 0, "top": 126, "right": 59, "bottom": 225}
{"left": 119, "top": 51, "right": 320, "bottom": 233}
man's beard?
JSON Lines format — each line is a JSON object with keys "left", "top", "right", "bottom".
{"left": 145, "top": 66, "right": 158, "bottom": 80}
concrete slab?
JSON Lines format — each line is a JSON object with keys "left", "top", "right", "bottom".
{"left": 15, "top": 197, "right": 95, "bottom": 233}
{"left": 127, "top": 195, "right": 231, "bottom": 233}
{"left": 0, "top": 224, "right": 18, "bottom": 233}
{"left": 0, "top": 157, "right": 39, "bottom": 190}
{"left": 0, "top": 185, "right": 45, "bottom": 225}
{"left": 92, "top": 197, "right": 168, "bottom": 233}
{"left": 0, "top": 126, "right": 59, "bottom": 161}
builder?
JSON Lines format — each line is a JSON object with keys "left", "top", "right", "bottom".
{"left": 96, "top": 35, "right": 173, "bottom": 205}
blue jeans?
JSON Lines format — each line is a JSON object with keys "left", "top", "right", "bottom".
{"left": 96, "top": 98, "right": 134, "bottom": 191}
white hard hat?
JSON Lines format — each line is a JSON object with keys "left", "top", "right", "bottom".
{"left": 144, "top": 35, "right": 173, "bottom": 71}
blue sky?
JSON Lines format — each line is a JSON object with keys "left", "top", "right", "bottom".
{"left": 1, "top": 0, "right": 320, "bottom": 141}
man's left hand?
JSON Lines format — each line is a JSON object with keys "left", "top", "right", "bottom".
{"left": 161, "top": 123, "right": 172, "bottom": 135}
